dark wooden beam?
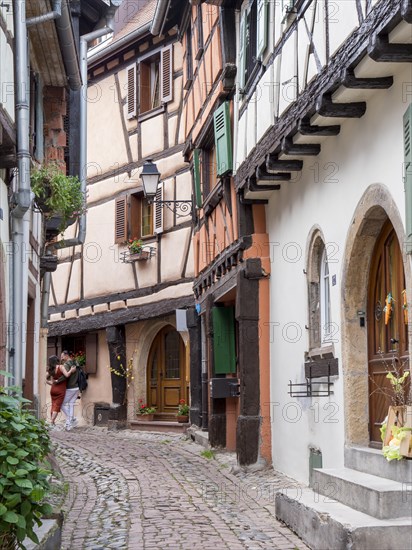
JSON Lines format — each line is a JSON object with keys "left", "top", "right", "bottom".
{"left": 402, "top": 0, "right": 412, "bottom": 23}
{"left": 266, "top": 155, "right": 303, "bottom": 172}
{"left": 305, "top": 358, "right": 339, "bottom": 379}
{"left": 281, "top": 138, "right": 321, "bottom": 156}
{"left": 368, "top": 34, "right": 412, "bottom": 62}
{"left": 298, "top": 118, "right": 341, "bottom": 136}
{"left": 0, "top": 148, "right": 16, "bottom": 168}
{"left": 256, "top": 166, "right": 290, "bottom": 181}
{"left": 248, "top": 176, "right": 280, "bottom": 192}
{"left": 342, "top": 69, "right": 393, "bottom": 89}
{"left": 316, "top": 94, "right": 367, "bottom": 118}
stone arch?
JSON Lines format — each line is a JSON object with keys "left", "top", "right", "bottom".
{"left": 306, "top": 226, "right": 327, "bottom": 350}
{"left": 341, "top": 184, "right": 411, "bottom": 445}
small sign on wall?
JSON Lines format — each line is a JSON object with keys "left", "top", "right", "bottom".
{"left": 176, "top": 309, "right": 188, "bottom": 332}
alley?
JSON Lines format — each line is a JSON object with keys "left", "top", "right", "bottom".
{"left": 52, "top": 428, "right": 308, "bottom": 550}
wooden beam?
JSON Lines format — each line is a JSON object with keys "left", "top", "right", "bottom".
{"left": 248, "top": 176, "right": 280, "bottom": 192}
{"left": 368, "top": 34, "right": 412, "bottom": 62}
{"left": 316, "top": 94, "right": 366, "bottom": 118}
{"left": 256, "top": 166, "right": 290, "bottom": 182}
{"left": 0, "top": 149, "right": 17, "bottom": 168}
{"left": 266, "top": 155, "right": 303, "bottom": 172}
{"left": 298, "top": 119, "right": 341, "bottom": 136}
{"left": 402, "top": 0, "right": 412, "bottom": 23}
{"left": 282, "top": 138, "right": 321, "bottom": 156}
{"left": 342, "top": 69, "right": 393, "bottom": 89}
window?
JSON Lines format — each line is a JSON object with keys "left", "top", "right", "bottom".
{"left": 115, "top": 192, "right": 163, "bottom": 244}
{"left": 184, "top": 24, "right": 193, "bottom": 90}
{"left": 239, "top": 0, "right": 268, "bottom": 91}
{"left": 126, "top": 45, "right": 173, "bottom": 119}
{"left": 307, "top": 234, "right": 332, "bottom": 349}
{"left": 194, "top": 5, "right": 204, "bottom": 60}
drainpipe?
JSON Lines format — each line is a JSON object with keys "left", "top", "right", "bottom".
{"left": 40, "top": 5, "right": 120, "bottom": 328}
{"left": 12, "top": 0, "right": 33, "bottom": 388}
{"left": 150, "top": 0, "right": 170, "bottom": 36}
{"left": 26, "top": 0, "right": 62, "bottom": 27}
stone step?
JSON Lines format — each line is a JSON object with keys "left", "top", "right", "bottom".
{"left": 275, "top": 487, "right": 412, "bottom": 550}
{"left": 312, "top": 467, "right": 410, "bottom": 519}
{"left": 345, "top": 445, "right": 412, "bottom": 483}
{"left": 129, "top": 420, "right": 188, "bottom": 434}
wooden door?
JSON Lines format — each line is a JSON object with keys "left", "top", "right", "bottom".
{"left": 147, "top": 326, "right": 186, "bottom": 413}
{"left": 368, "top": 222, "right": 409, "bottom": 445}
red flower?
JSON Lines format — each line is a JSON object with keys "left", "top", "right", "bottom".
{"left": 179, "top": 399, "right": 186, "bottom": 404}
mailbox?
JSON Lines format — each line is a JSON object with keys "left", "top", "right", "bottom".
{"left": 210, "top": 378, "right": 240, "bottom": 398}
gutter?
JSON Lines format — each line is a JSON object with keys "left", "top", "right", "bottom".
{"left": 150, "top": 0, "right": 171, "bottom": 36}
{"left": 26, "top": 0, "right": 62, "bottom": 26}
{"left": 54, "top": 0, "right": 82, "bottom": 90}
{"left": 87, "top": 21, "right": 151, "bottom": 66}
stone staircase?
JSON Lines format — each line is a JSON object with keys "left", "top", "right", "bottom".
{"left": 129, "top": 412, "right": 189, "bottom": 434}
{"left": 275, "top": 446, "right": 412, "bottom": 550}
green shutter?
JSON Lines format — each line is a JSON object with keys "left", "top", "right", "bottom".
{"left": 212, "top": 306, "right": 236, "bottom": 374}
{"left": 404, "top": 104, "right": 412, "bottom": 254}
{"left": 239, "top": 10, "right": 247, "bottom": 90}
{"left": 193, "top": 149, "right": 202, "bottom": 208}
{"left": 214, "top": 102, "right": 233, "bottom": 177}
{"left": 257, "top": 0, "right": 268, "bottom": 58}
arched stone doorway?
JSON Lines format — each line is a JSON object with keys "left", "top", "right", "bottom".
{"left": 147, "top": 326, "right": 187, "bottom": 414}
{"left": 341, "top": 184, "right": 411, "bottom": 447}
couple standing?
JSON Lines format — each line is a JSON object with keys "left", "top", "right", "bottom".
{"left": 46, "top": 350, "right": 79, "bottom": 431}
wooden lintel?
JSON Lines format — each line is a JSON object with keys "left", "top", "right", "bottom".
{"left": 266, "top": 155, "right": 303, "bottom": 172}
{"left": 298, "top": 119, "right": 341, "bottom": 137}
{"left": 368, "top": 34, "right": 412, "bottom": 62}
{"left": 342, "top": 70, "right": 393, "bottom": 89}
{"left": 282, "top": 138, "right": 321, "bottom": 156}
{"left": 316, "top": 94, "right": 366, "bottom": 118}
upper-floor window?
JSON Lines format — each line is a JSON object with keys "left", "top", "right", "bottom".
{"left": 127, "top": 45, "right": 173, "bottom": 119}
{"left": 320, "top": 247, "right": 332, "bottom": 343}
{"left": 114, "top": 190, "right": 163, "bottom": 245}
{"left": 239, "top": 0, "right": 268, "bottom": 91}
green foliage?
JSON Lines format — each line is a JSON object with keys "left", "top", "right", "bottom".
{"left": 200, "top": 450, "right": 215, "bottom": 460}
{"left": 0, "top": 371, "right": 52, "bottom": 549}
{"left": 31, "top": 163, "right": 85, "bottom": 233}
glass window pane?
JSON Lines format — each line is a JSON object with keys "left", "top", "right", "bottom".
{"left": 141, "top": 199, "right": 153, "bottom": 236}
{"left": 164, "top": 331, "right": 180, "bottom": 379}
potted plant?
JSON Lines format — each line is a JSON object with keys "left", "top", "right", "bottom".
{"left": 137, "top": 400, "right": 156, "bottom": 421}
{"left": 176, "top": 398, "right": 189, "bottom": 423}
{"left": 31, "top": 162, "right": 85, "bottom": 235}
{"left": 125, "top": 238, "right": 150, "bottom": 260}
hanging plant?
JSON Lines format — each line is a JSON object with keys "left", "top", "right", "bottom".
{"left": 31, "top": 163, "right": 85, "bottom": 234}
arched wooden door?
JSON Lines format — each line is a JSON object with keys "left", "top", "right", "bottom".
{"left": 368, "top": 222, "right": 409, "bottom": 445}
{"left": 147, "top": 326, "right": 186, "bottom": 413}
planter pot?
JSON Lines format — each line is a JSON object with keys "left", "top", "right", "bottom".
{"left": 140, "top": 414, "right": 154, "bottom": 421}
{"left": 384, "top": 405, "right": 412, "bottom": 458}
{"left": 45, "top": 215, "right": 76, "bottom": 240}
{"left": 176, "top": 415, "right": 189, "bottom": 423}
{"left": 129, "top": 250, "right": 150, "bottom": 261}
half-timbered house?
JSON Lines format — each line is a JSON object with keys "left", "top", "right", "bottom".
{"left": 234, "top": 0, "right": 412, "bottom": 545}
{"left": 44, "top": 0, "right": 194, "bottom": 428}
{"left": 153, "top": 0, "right": 273, "bottom": 466}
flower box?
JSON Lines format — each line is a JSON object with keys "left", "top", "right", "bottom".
{"left": 129, "top": 250, "right": 150, "bottom": 261}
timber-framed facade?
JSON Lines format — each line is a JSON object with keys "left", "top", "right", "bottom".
{"left": 45, "top": 0, "right": 195, "bottom": 426}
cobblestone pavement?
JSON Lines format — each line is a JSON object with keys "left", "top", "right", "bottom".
{"left": 52, "top": 427, "right": 309, "bottom": 550}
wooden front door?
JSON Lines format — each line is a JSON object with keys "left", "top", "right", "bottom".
{"left": 147, "top": 326, "right": 186, "bottom": 413}
{"left": 368, "top": 222, "right": 409, "bottom": 444}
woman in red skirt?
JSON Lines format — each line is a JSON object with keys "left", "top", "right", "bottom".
{"left": 46, "top": 355, "right": 74, "bottom": 426}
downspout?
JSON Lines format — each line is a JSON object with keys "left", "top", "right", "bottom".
{"left": 12, "top": 0, "right": 33, "bottom": 388}
{"left": 26, "top": 0, "right": 62, "bottom": 27}
{"left": 40, "top": 7, "right": 119, "bottom": 328}
{"left": 150, "top": 0, "right": 171, "bottom": 36}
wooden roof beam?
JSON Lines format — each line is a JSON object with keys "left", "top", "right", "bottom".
{"left": 281, "top": 138, "right": 321, "bottom": 156}
{"left": 342, "top": 69, "right": 394, "bottom": 89}
{"left": 266, "top": 155, "right": 303, "bottom": 172}
{"left": 256, "top": 166, "right": 291, "bottom": 182}
{"left": 368, "top": 34, "right": 412, "bottom": 63}
{"left": 298, "top": 118, "right": 341, "bottom": 137}
{"left": 316, "top": 94, "right": 366, "bottom": 118}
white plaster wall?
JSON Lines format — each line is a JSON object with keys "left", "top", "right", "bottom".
{"left": 161, "top": 227, "right": 192, "bottom": 282}
{"left": 0, "top": 7, "right": 15, "bottom": 121}
{"left": 328, "top": 1, "right": 359, "bottom": 57}
{"left": 141, "top": 115, "right": 164, "bottom": 158}
{"left": 267, "top": 66, "right": 409, "bottom": 483}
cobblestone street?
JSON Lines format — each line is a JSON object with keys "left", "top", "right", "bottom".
{"left": 52, "top": 428, "right": 309, "bottom": 550}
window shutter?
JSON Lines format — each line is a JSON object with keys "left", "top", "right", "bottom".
{"left": 238, "top": 10, "right": 247, "bottom": 90}
{"left": 126, "top": 63, "right": 137, "bottom": 119}
{"left": 115, "top": 196, "right": 127, "bottom": 243}
{"left": 85, "top": 333, "right": 98, "bottom": 375}
{"left": 161, "top": 45, "right": 173, "bottom": 103}
{"left": 257, "top": 0, "right": 268, "bottom": 58}
{"left": 212, "top": 306, "right": 236, "bottom": 374}
{"left": 404, "top": 103, "right": 412, "bottom": 254}
{"left": 214, "top": 102, "right": 233, "bottom": 177}
{"left": 154, "top": 182, "right": 164, "bottom": 234}
{"left": 193, "top": 149, "right": 202, "bottom": 208}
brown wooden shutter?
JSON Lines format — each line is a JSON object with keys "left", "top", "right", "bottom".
{"left": 115, "top": 196, "right": 127, "bottom": 243}
{"left": 126, "top": 64, "right": 136, "bottom": 119}
{"left": 154, "top": 182, "right": 164, "bottom": 234}
{"left": 161, "top": 45, "right": 173, "bottom": 103}
{"left": 85, "top": 333, "right": 98, "bottom": 375}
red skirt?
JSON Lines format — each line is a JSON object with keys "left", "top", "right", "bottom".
{"left": 50, "top": 380, "right": 67, "bottom": 413}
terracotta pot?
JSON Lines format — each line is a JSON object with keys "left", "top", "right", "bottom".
{"left": 141, "top": 413, "right": 154, "bottom": 421}
{"left": 176, "top": 415, "right": 189, "bottom": 423}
